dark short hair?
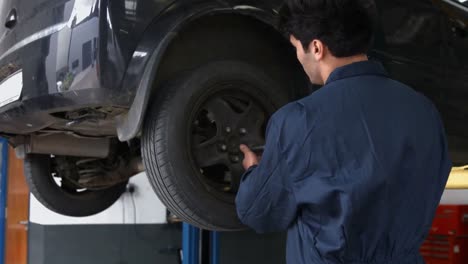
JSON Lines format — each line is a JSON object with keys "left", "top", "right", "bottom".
{"left": 279, "top": 0, "right": 378, "bottom": 57}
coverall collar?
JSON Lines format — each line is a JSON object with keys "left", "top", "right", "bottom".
{"left": 325, "top": 60, "right": 389, "bottom": 85}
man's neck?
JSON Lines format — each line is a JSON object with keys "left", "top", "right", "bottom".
{"left": 320, "top": 54, "right": 369, "bottom": 84}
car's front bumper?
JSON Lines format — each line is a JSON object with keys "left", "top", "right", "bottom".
{"left": 0, "top": 87, "right": 129, "bottom": 135}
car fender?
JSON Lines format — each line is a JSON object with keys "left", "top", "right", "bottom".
{"left": 115, "top": 1, "right": 280, "bottom": 141}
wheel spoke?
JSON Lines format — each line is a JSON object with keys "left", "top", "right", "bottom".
{"left": 192, "top": 136, "right": 228, "bottom": 168}
{"left": 204, "top": 97, "right": 239, "bottom": 128}
{"left": 240, "top": 100, "right": 266, "bottom": 127}
{"left": 238, "top": 100, "right": 267, "bottom": 149}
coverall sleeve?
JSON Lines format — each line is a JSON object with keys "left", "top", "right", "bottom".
{"left": 235, "top": 117, "right": 297, "bottom": 233}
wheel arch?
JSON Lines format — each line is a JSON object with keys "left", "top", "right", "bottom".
{"left": 115, "top": 4, "right": 308, "bottom": 141}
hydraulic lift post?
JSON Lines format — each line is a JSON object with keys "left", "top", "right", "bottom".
{"left": 182, "top": 223, "right": 219, "bottom": 264}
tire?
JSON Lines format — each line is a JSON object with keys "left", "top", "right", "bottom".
{"left": 24, "top": 154, "right": 127, "bottom": 217}
{"left": 142, "top": 61, "right": 289, "bottom": 230}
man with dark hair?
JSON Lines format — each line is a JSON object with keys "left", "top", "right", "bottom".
{"left": 235, "top": 0, "right": 452, "bottom": 263}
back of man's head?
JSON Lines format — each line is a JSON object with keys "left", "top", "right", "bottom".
{"left": 280, "top": 0, "right": 378, "bottom": 57}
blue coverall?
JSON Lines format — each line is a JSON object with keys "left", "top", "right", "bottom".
{"left": 235, "top": 61, "right": 452, "bottom": 264}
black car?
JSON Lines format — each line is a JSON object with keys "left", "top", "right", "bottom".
{"left": 0, "top": 0, "right": 465, "bottom": 230}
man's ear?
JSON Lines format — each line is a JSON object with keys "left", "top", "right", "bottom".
{"left": 310, "top": 40, "right": 325, "bottom": 61}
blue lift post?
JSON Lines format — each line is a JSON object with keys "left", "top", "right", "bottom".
{"left": 210, "top": 230, "right": 220, "bottom": 264}
{"left": 183, "top": 223, "right": 200, "bottom": 264}
{"left": 0, "top": 138, "right": 8, "bottom": 264}
{"left": 182, "top": 223, "right": 219, "bottom": 264}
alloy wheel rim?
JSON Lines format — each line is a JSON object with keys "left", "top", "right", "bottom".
{"left": 189, "top": 86, "right": 273, "bottom": 198}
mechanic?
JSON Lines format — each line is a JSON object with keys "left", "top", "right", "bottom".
{"left": 235, "top": 0, "right": 452, "bottom": 263}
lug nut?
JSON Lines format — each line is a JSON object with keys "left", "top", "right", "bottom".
{"left": 207, "top": 112, "right": 215, "bottom": 123}
{"left": 225, "top": 127, "right": 231, "bottom": 133}
{"left": 239, "top": 128, "right": 247, "bottom": 135}
{"left": 219, "top": 144, "right": 227, "bottom": 152}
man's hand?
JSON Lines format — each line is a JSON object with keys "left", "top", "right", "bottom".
{"left": 239, "top": 144, "right": 260, "bottom": 170}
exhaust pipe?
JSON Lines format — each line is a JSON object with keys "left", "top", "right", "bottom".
{"left": 15, "top": 134, "right": 110, "bottom": 159}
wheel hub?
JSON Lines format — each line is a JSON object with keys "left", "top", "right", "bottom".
{"left": 226, "top": 133, "right": 240, "bottom": 151}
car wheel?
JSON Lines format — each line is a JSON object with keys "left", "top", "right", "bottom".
{"left": 24, "top": 154, "right": 128, "bottom": 217}
{"left": 142, "top": 61, "right": 290, "bottom": 230}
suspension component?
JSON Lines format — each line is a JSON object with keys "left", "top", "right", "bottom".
{"left": 64, "top": 156, "right": 144, "bottom": 190}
